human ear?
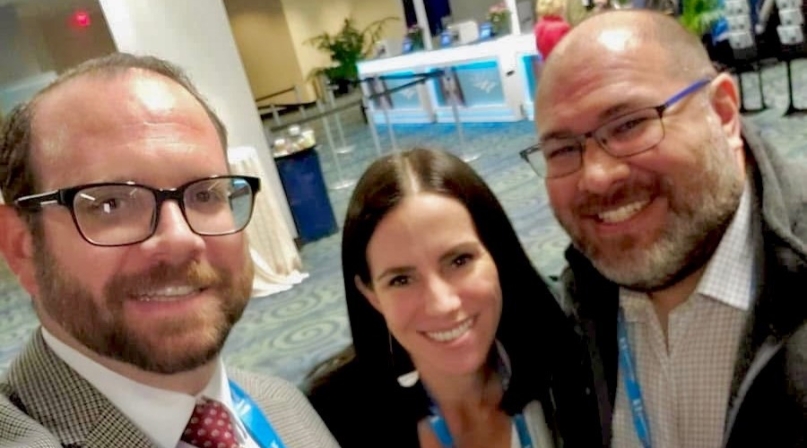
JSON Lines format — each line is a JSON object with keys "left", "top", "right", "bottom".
{"left": 709, "top": 73, "right": 744, "bottom": 156}
{"left": 354, "top": 275, "right": 381, "bottom": 313}
{"left": 0, "top": 206, "right": 39, "bottom": 297}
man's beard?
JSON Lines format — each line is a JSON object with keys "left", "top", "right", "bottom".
{"left": 32, "top": 240, "right": 254, "bottom": 374}
{"left": 560, "top": 127, "right": 745, "bottom": 291}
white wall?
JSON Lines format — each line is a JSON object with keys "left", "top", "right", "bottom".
{"left": 98, "top": 0, "right": 294, "bottom": 232}
{"left": 448, "top": 0, "right": 522, "bottom": 34}
{"left": 280, "top": 0, "right": 353, "bottom": 88}
{"left": 280, "top": 0, "right": 405, "bottom": 90}
{"left": 448, "top": 0, "right": 490, "bottom": 24}
{"left": 226, "top": 0, "right": 306, "bottom": 104}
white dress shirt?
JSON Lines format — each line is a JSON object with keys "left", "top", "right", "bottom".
{"left": 42, "top": 329, "right": 259, "bottom": 448}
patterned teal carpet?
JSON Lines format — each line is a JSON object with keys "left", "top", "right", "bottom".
{"left": 1, "top": 60, "right": 806, "bottom": 386}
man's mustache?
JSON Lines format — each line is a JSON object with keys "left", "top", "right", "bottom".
{"left": 104, "top": 261, "right": 225, "bottom": 299}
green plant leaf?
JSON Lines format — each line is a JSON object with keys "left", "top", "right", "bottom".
{"left": 306, "top": 16, "right": 399, "bottom": 84}
{"left": 679, "top": 0, "right": 724, "bottom": 36}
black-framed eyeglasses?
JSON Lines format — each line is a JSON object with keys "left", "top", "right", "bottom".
{"left": 14, "top": 175, "right": 261, "bottom": 247}
{"left": 520, "top": 78, "right": 712, "bottom": 179}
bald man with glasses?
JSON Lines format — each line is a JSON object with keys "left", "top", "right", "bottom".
{"left": 523, "top": 10, "right": 807, "bottom": 448}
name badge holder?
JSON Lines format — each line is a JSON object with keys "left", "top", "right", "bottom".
{"left": 617, "top": 308, "right": 653, "bottom": 448}
{"left": 230, "top": 380, "right": 287, "bottom": 448}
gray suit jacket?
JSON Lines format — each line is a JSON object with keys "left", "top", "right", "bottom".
{"left": 0, "top": 329, "right": 341, "bottom": 448}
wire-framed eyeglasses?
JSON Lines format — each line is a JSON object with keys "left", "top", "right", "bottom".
{"left": 14, "top": 175, "right": 261, "bottom": 247}
{"left": 521, "top": 78, "right": 712, "bottom": 179}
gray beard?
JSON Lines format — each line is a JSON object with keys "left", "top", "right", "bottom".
{"left": 567, "top": 135, "right": 745, "bottom": 292}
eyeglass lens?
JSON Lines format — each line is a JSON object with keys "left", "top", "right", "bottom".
{"left": 71, "top": 177, "right": 255, "bottom": 245}
{"left": 536, "top": 108, "right": 664, "bottom": 178}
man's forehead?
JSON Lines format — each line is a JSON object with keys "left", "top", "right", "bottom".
{"left": 596, "top": 28, "right": 641, "bottom": 53}
{"left": 28, "top": 70, "right": 217, "bottom": 185}
{"left": 31, "top": 71, "right": 198, "bottom": 151}
{"left": 550, "top": 27, "right": 645, "bottom": 74}
{"left": 34, "top": 70, "right": 184, "bottom": 123}
{"left": 539, "top": 30, "right": 663, "bottom": 105}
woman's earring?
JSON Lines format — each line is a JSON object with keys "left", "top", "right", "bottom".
{"left": 389, "top": 331, "right": 419, "bottom": 387}
{"left": 397, "top": 370, "right": 420, "bottom": 388}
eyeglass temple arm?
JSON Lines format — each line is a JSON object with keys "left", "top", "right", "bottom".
{"left": 519, "top": 145, "right": 541, "bottom": 161}
{"left": 13, "top": 191, "right": 62, "bottom": 210}
{"left": 663, "top": 78, "right": 711, "bottom": 108}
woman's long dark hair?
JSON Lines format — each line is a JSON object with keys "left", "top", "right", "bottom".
{"left": 338, "top": 148, "right": 569, "bottom": 422}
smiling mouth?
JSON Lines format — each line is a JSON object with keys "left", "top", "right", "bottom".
{"left": 423, "top": 317, "right": 476, "bottom": 342}
{"left": 597, "top": 199, "right": 650, "bottom": 223}
{"left": 132, "top": 285, "right": 204, "bottom": 302}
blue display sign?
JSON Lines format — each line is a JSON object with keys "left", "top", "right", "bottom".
{"left": 440, "top": 30, "right": 454, "bottom": 47}
{"left": 479, "top": 22, "right": 493, "bottom": 40}
{"left": 402, "top": 37, "right": 414, "bottom": 54}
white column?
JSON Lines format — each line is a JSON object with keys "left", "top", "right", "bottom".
{"left": 505, "top": 0, "right": 521, "bottom": 35}
{"left": 97, "top": 0, "right": 295, "bottom": 234}
{"left": 413, "top": 0, "right": 434, "bottom": 50}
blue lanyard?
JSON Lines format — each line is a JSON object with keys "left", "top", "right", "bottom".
{"left": 427, "top": 404, "right": 534, "bottom": 448}
{"left": 617, "top": 308, "right": 652, "bottom": 448}
{"left": 229, "top": 380, "right": 287, "bottom": 448}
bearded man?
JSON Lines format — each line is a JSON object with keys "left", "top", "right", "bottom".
{"left": 522, "top": 10, "right": 807, "bottom": 448}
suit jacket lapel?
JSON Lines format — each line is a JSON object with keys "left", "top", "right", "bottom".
{"left": 5, "top": 329, "right": 157, "bottom": 448}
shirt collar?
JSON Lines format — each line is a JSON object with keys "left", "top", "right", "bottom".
{"left": 620, "top": 181, "right": 758, "bottom": 315}
{"left": 41, "top": 328, "right": 238, "bottom": 448}
{"left": 696, "top": 181, "right": 758, "bottom": 311}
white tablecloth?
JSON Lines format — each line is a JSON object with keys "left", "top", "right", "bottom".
{"left": 228, "top": 146, "right": 308, "bottom": 297}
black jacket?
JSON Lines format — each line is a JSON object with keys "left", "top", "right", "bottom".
{"left": 558, "top": 121, "right": 807, "bottom": 447}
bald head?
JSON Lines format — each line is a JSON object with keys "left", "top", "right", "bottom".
{"left": 544, "top": 10, "right": 715, "bottom": 88}
{"left": 535, "top": 10, "right": 719, "bottom": 132}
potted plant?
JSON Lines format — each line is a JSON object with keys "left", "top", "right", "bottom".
{"left": 679, "top": 0, "right": 724, "bottom": 37}
{"left": 307, "top": 17, "right": 399, "bottom": 94}
{"left": 405, "top": 24, "right": 425, "bottom": 50}
{"left": 487, "top": 2, "right": 511, "bottom": 36}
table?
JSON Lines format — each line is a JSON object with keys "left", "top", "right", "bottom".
{"left": 227, "top": 146, "right": 308, "bottom": 297}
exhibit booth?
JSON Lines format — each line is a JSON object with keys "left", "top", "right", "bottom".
{"left": 358, "top": 32, "right": 540, "bottom": 124}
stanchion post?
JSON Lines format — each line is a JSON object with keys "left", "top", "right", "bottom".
{"left": 295, "top": 85, "right": 308, "bottom": 118}
{"left": 375, "top": 77, "right": 399, "bottom": 152}
{"left": 361, "top": 92, "right": 384, "bottom": 157}
{"left": 316, "top": 101, "right": 355, "bottom": 190}
{"left": 785, "top": 58, "right": 807, "bottom": 116}
{"left": 325, "top": 79, "right": 354, "bottom": 155}
{"left": 269, "top": 104, "right": 282, "bottom": 127}
{"left": 444, "top": 68, "right": 479, "bottom": 162}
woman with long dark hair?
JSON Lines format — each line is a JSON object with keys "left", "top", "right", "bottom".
{"left": 306, "top": 148, "right": 595, "bottom": 447}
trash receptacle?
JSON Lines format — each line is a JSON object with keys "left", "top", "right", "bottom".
{"left": 274, "top": 146, "right": 338, "bottom": 244}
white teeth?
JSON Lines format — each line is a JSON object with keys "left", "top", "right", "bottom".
{"left": 598, "top": 200, "right": 650, "bottom": 223}
{"left": 136, "top": 286, "right": 199, "bottom": 302}
{"left": 425, "top": 318, "right": 475, "bottom": 342}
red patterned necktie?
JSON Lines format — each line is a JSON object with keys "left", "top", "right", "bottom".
{"left": 181, "top": 397, "right": 242, "bottom": 448}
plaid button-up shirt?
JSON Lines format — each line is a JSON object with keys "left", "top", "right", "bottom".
{"left": 612, "top": 184, "right": 758, "bottom": 448}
